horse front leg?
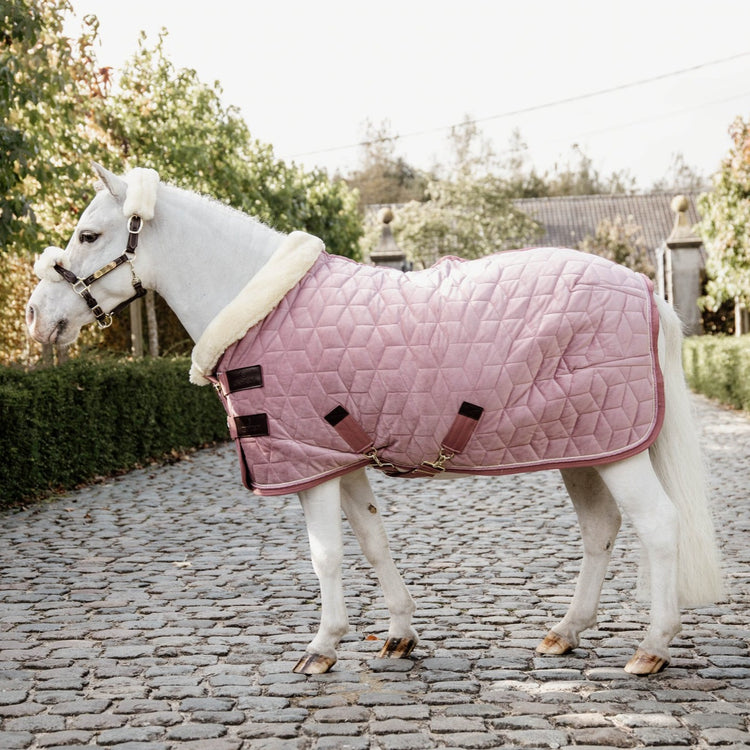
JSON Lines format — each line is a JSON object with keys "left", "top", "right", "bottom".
{"left": 340, "top": 469, "right": 418, "bottom": 659}
{"left": 294, "top": 477, "right": 348, "bottom": 675}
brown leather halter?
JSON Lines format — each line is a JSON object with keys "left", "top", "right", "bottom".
{"left": 54, "top": 215, "right": 147, "bottom": 329}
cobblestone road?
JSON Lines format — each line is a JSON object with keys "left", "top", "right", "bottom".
{"left": 1, "top": 395, "right": 748, "bottom": 749}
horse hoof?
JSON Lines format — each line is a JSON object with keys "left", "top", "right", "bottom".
{"left": 536, "top": 630, "right": 574, "bottom": 655}
{"left": 378, "top": 637, "right": 417, "bottom": 659}
{"left": 292, "top": 652, "right": 337, "bottom": 675}
{"left": 624, "top": 648, "right": 668, "bottom": 675}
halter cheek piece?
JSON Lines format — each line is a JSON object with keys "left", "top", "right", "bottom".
{"left": 53, "top": 215, "right": 147, "bottom": 329}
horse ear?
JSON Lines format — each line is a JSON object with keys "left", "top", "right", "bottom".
{"left": 92, "top": 162, "right": 127, "bottom": 201}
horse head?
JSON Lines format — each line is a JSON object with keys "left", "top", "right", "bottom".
{"left": 26, "top": 164, "right": 159, "bottom": 345}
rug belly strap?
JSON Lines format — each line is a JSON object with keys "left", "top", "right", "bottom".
{"left": 441, "top": 402, "right": 484, "bottom": 455}
{"left": 324, "top": 402, "right": 484, "bottom": 477}
{"left": 324, "top": 406, "right": 373, "bottom": 453}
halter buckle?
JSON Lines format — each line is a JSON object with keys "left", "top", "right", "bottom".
{"left": 72, "top": 278, "right": 90, "bottom": 296}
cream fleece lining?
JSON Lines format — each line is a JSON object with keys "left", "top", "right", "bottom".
{"left": 189, "top": 231, "right": 325, "bottom": 385}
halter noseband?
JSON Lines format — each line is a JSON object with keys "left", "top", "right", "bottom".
{"left": 54, "top": 215, "right": 147, "bottom": 329}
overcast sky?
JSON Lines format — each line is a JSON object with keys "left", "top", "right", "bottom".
{"left": 65, "top": 0, "right": 750, "bottom": 189}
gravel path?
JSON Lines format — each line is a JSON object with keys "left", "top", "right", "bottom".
{"left": 1, "top": 394, "right": 748, "bottom": 749}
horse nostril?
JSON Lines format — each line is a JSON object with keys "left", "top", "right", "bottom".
{"left": 26, "top": 304, "right": 36, "bottom": 329}
{"left": 55, "top": 319, "right": 68, "bottom": 339}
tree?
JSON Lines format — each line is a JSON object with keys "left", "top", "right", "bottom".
{"left": 1, "top": 0, "right": 106, "bottom": 255}
{"left": 345, "top": 119, "right": 428, "bottom": 208}
{"left": 0, "top": 251, "right": 38, "bottom": 363}
{"left": 652, "top": 153, "right": 707, "bottom": 193}
{"left": 698, "top": 116, "right": 750, "bottom": 333}
{"left": 1, "top": 14, "right": 362, "bottom": 364}
{"left": 100, "top": 31, "right": 361, "bottom": 257}
{"left": 498, "top": 129, "right": 551, "bottom": 199}
{"left": 101, "top": 33, "right": 276, "bottom": 214}
{"left": 441, "top": 115, "right": 498, "bottom": 180}
{"left": 283, "top": 164, "right": 362, "bottom": 261}
{"left": 578, "top": 215, "right": 654, "bottom": 277}
{"left": 382, "top": 176, "right": 541, "bottom": 268}
{"left": 1, "top": 0, "right": 109, "bottom": 364}
{"left": 546, "top": 145, "right": 637, "bottom": 196}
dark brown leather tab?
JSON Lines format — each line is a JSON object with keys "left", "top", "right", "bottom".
{"left": 459, "top": 401, "right": 484, "bottom": 421}
{"left": 234, "top": 413, "right": 269, "bottom": 438}
{"left": 226, "top": 365, "right": 263, "bottom": 392}
{"left": 324, "top": 405, "right": 349, "bottom": 427}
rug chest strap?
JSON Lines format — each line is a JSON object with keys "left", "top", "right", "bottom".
{"left": 324, "top": 401, "right": 484, "bottom": 476}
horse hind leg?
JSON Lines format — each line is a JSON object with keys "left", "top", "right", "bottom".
{"left": 596, "top": 451, "right": 681, "bottom": 675}
{"left": 537, "top": 466, "right": 622, "bottom": 657}
{"left": 340, "top": 469, "right": 418, "bottom": 659}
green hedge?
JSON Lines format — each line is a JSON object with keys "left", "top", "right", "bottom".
{"left": 683, "top": 334, "right": 750, "bottom": 411}
{"left": 0, "top": 357, "right": 228, "bottom": 508}
{"left": 3, "top": 337, "right": 744, "bottom": 508}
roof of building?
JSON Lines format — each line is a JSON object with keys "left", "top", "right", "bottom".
{"left": 513, "top": 192, "right": 703, "bottom": 249}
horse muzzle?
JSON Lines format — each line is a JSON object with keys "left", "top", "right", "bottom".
{"left": 26, "top": 302, "right": 70, "bottom": 345}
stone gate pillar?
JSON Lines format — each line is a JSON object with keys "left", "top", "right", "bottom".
{"left": 370, "top": 207, "right": 411, "bottom": 271}
{"left": 665, "top": 195, "right": 704, "bottom": 336}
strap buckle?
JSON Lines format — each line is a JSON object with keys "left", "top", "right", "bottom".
{"left": 128, "top": 215, "right": 143, "bottom": 234}
{"left": 127, "top": 215, "right": 143, "bottom": 253}
{"left": 421, "top": 447, "right": 456, "bottom": 473}
{"left": 364, "top": 447, "right": 399, "bottom": 473}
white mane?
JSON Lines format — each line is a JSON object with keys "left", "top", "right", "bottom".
{"left": 159, "top": 182, "right": 284, "bottom": 243}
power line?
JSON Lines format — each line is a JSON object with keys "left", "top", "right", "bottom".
{"left": 530, "top": 89, "right": 750, "bottom": 151}
{"left": 292, "top": 51, "right": 750, "bottom": 159}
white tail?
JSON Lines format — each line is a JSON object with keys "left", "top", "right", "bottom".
{"left": 648, "top": 296, "right": 725, "bottom": 607}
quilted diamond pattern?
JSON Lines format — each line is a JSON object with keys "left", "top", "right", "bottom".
{"left": 216, "top": 247, "right": 664, "bottom": 496}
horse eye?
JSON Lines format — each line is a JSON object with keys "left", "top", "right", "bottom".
{"left": 79, "top": 231, "right": 100, "bottom": 244}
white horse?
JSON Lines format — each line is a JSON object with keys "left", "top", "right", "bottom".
{"left": 27, "top": 165, "right": 724, "bottom": 676}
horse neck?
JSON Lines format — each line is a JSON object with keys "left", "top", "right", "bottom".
{"left": 148, "top": 187, "right": 286, "bottom": 342}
